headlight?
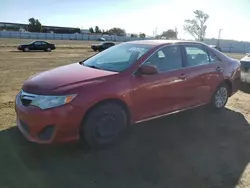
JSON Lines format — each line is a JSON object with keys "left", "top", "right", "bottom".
{"left": 30, "top": 94, "right": 77, "bottom": 110}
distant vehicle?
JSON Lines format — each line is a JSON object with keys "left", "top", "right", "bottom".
{"left": 19, "top": 28, "right": 28, "bottom": 32}
{"left": 97, "top": 37, "right": 106, "bottom": 41}
{"left": 15, "top": 40, "right": 241, "bottom": 148}
{"left": 91, "top": 41, "right": 115, "bottom": 52}
{"left": 209, "top": 45, "right": 222, "bottom": 52}
{"left": 240, "top": 53, "right": 250, "bottom": 83}
{"left": 17, "top": 41, "right": 56, "bottom": 52}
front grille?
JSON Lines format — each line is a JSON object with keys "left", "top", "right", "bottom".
{"left": 19, "top": 119, "right": 30, "bottom": 133}
{"left": 38, "top": 125, "right": 55, "bottom": 141}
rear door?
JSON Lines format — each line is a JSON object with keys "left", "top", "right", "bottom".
{"left": 41, "top": 41, "right": 48, "bottom": 50}
{"left": 181, "top": 44, "right": 224, "bottom": 104}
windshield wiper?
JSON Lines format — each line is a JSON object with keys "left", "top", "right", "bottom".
{"left": 84, "top": 64, "right": 103, "bottom": 70}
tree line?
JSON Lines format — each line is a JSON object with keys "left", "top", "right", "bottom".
{"left": 88, "top": 26, "right": 146, "bottom": 38}
{"left": 27, "top": 9, "right": 209, "bottom": 41}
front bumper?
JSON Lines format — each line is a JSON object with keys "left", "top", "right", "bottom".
{"left": 241, "top": 71, "right": 250, "bottom": 83}
{"left": 241, "top": 61, "right": 250, "bottom": 83}
{"left": 15, "top": 93, "right": 83, "bottom": 144}
{"left": 91, "top": 46, "right": 98, "bottom": 51}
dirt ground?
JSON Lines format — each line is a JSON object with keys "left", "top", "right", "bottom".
{"left": 0, "top": 39, "right": 250, "bottom": 188}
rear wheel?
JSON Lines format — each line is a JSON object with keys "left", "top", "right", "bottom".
{"left": 81, "top": 103, "right": 127, "bottom": 149}
{"left": 210, "top": 83, "right": 229, "bottom": 109}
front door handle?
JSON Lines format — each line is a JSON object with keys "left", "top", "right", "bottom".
{"left": 216, "top": 66, "right": 223, "bottom": 72}
{"left": 179, "top": 74, "right": 187, "bottom": 80}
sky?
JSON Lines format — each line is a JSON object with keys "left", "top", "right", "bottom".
{"left": 1, "top": 0, "right": 250, "bottom": 41}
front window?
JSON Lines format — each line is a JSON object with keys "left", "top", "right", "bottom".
{"left": 34, "top": 42, "right": 42, "bottom": 45}
{"left": 145, "top": 46, "right": 183, "bottom": 72}
{"left": 83, "top": 43, "right": 153, "bottom": 72}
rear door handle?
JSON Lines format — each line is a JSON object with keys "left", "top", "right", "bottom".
{"left": 216, "top": 66, "right": 223, "bottom": 72}
{"left": 179, "top": 74, "right": 187, "bottom": 80}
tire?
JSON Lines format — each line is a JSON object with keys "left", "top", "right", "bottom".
{"left": 46, "top": 48, "right": 51, "bottom": 52}
{"left": 81, "top": 103, "right": 127, "bottom": 149}
{"left": 98, "top": 47, "right": 104, "bottom": 52}
{"left": 210, "top": 83, "right": 229, "bottom": 109}
{"left": 23, "top": 47, "right": 29, "bottom": 52}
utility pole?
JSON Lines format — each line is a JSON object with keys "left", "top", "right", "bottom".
{"left": 217, "top": 29, "right": 223, "bottom": 47}
{"left": 155, "top": 27, "right": 158, "bottom": 37}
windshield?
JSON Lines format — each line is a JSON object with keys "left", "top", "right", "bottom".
{"left": 83, "top": 43, "right": 153, "bottom": 72}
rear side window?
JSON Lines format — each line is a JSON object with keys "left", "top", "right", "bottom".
{"left": 184, "top": 46, "right": 210, "bottom": 67}
{"left": 209, "top": 52, "right": 220, "bottom": 62}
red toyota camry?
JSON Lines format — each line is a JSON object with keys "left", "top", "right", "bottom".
{"left": 15, "top": 40, "right": 241, "bottom": 148}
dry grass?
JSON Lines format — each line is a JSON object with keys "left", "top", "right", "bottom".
{"left": 0, "top": 39, "right": 250, "bottom": 188}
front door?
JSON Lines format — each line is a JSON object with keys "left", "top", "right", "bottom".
{"left": 132, "top": 45, "right": 196, "bottom": 121}
{"left": 33, "top": 41, "right": 43, "bottom": 50}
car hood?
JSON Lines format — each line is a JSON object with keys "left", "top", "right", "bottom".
{"left": 20, "top": 43, "right": 30, "bottom": 46}
{"left": 22, "top": 63, "right": 118, "bottom": 95}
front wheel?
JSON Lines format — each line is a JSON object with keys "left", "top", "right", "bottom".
{"left": 81, "top": 103, "right": 128, "bottom": 149}
{"left": 23, "top": 47, "right": 29, "bottom": 52}
{"left": 210, "top": 84, "right": 229, "bottom": 109}
{"left": 98, "top": 47, "right": 104, "bottom": 52}
{"left": 46, "top": 48, "right": 51, "bottom": 52}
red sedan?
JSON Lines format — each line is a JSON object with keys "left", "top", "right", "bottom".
{"left": 15, "top": 40, "right": 241, "bottom": 148}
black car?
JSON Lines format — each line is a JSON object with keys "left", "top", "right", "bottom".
{"left": 17, "top": 41, "right": 56, "bottom": 52}
{"left": 240, "top": 53, "right": 250, "bottom": 83}
{"left": 91, "top": 42, "right": 115, "bottom": 52}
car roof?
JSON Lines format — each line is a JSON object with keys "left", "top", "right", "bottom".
{"left": 102, "top": 41, "right": 115, "bottom": 43}
{"left": 32, "top": 40, "right": 48, "bottom": 42}
{"left": 126, "top": 40, "right": 206, "bottom": 46}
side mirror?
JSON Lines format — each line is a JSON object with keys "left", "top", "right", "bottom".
{"left": 137, "top": 64, "right": 158, "bottom": 75}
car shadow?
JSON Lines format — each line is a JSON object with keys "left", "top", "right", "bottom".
{"left": 0, "top": 107, "right": 250, "bottom": 188}
{"left": 9, "top": 50, "right": 49, "bottom": 53}
{"left": 87, "top": 50, "right": 99, "bottom": 53}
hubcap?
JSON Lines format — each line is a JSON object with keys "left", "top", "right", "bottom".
{"left": 95, "top": 114, "right": 118, "bottom": 141}
{"left": 215, "top": 87, "right": 228, "bottom": 108}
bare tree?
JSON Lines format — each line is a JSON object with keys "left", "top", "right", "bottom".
{"left": 183, "top": 10, "right": 209, "bottom": 41}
